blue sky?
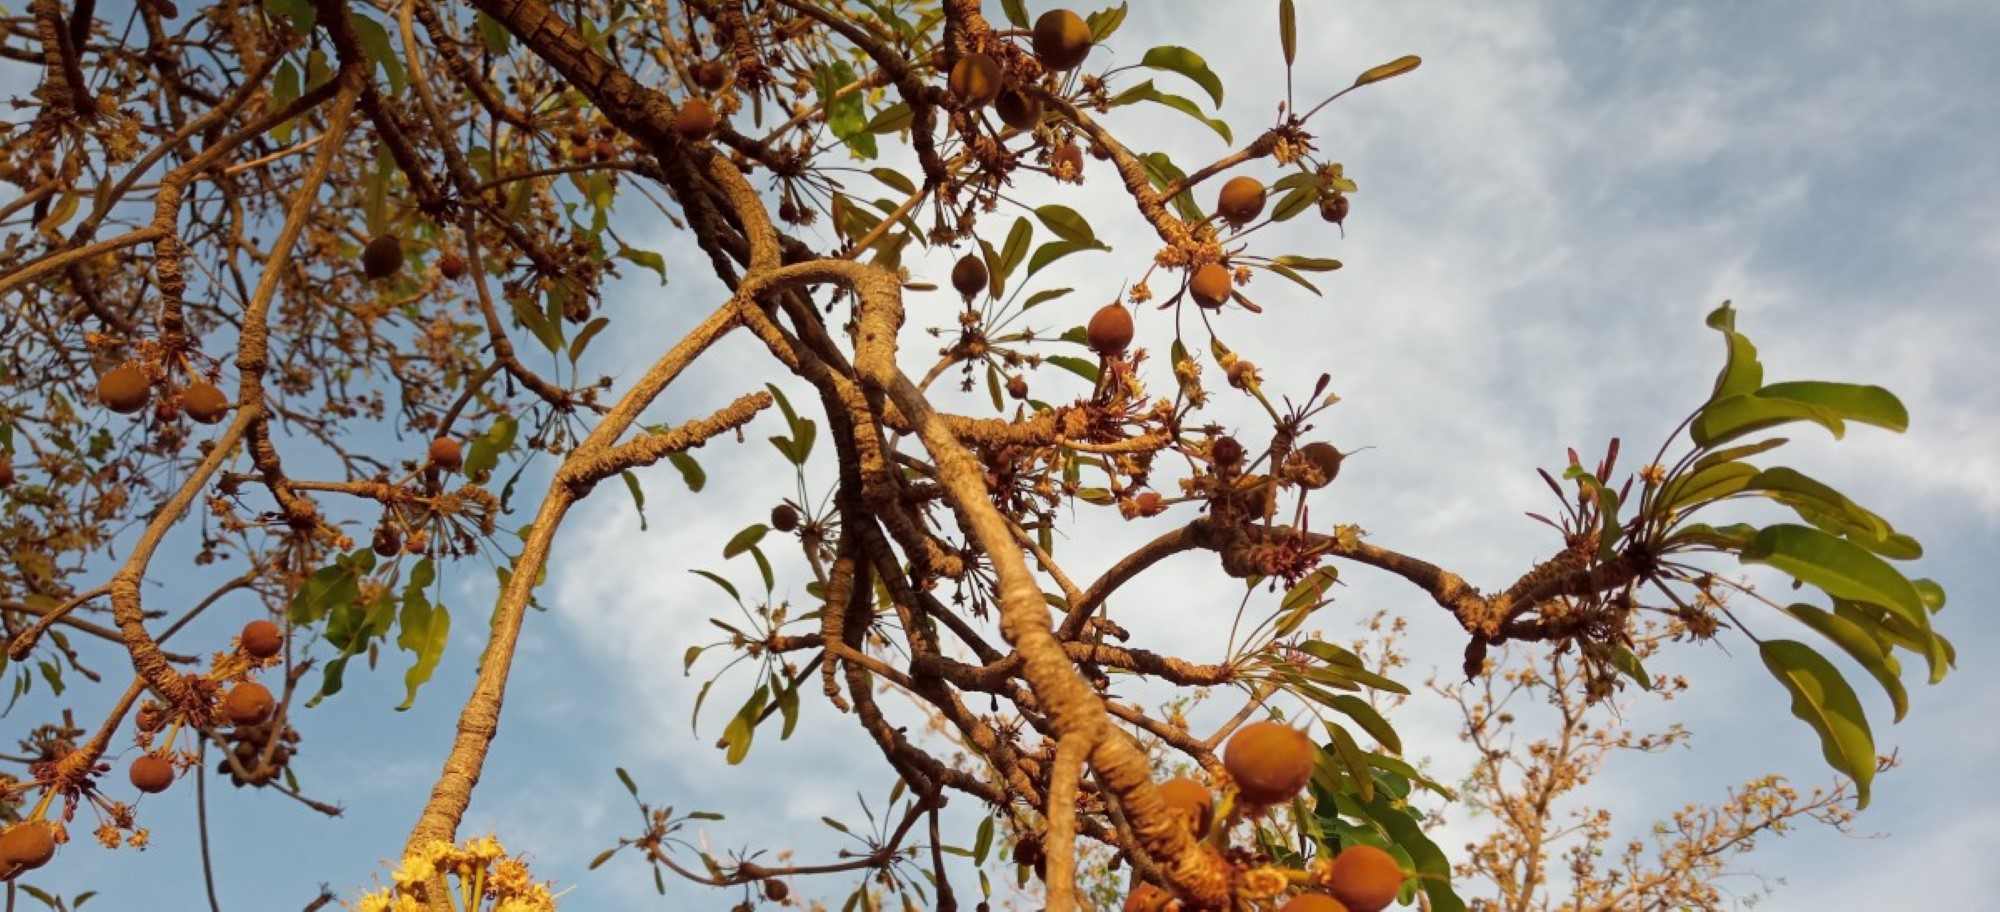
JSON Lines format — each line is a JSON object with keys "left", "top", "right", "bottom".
{"left": 6, "top": 2, "right": 1997, "bottom": 910}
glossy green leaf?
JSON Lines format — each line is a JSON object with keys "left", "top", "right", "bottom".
{"left": 1745, "top": 467, "right": 1889, "bottom": 537}
{"left": 1740, "top": 524, "right": 1927, "bottom": 630}
{"left": 1027, "top": 239, "right": 1104, "bottom": 277}
{"left": 1691, "top": 436, "right": 1788, "bottom": 472}
{"left": 1033, "top": 204, "right": 1101, "bottom": 247}
{"left": 1760, "top": 639, "right": 1875, "bottom": 807}
{"left": 1662, "top": 521, "right": 1757, "bottom": 551}
{"left": 1324, "top": 694, "right": 1401, "bottom": 753}
{"left": 1139, "top": 46, "right": 1224, "bottom": 107}
{"left": 1297, "top": 640, "right": 1411, "bottom": 695}
{"left": 1756, "top": 381, "right": 1908, "bottom": 433}
{"left": 1659, "top": 461, "right": 1757, "bottom": 511}
{"left": 1704, "top": 302, "right": 1762, "bottom": 402}
{"left": 1780, "top": 603, "right": 1908, "bottom": 722}
{"left": 1691, "top": 393, "right": 1844, "bottom": 447}
{"left": 1271, "top": 183, "right": 1317, "bottom": 222}
{"left": 864, "top": 102, "right": 913, "bottom": 135}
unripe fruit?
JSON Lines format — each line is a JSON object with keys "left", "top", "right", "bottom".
{"left": 221, "top": 681, "right": 275, "bottom": 726}
{"left": 429, "top": 437, "right": 463, "bottom": 472}
{"left": 1320, "top": 194, "right": 1350, "bottom": 226}
{"left": 1007, "top": 375, "right": 1029, "bottom": 400}
{"left": 949, "top": 53, "right": 1003, "bottom": 108}
{"left": 1298, "top": 441, "right": 1343, "bottom": 489}
{"left": 771, "top": 504, "right": 800, "bottom": 533}
{"left": 1033, "top": 10, "right": 1093, "bottom": 71}
{"left": 130, "top": 753, "right": 175, "bottom": 793}
{"left": 1190, "top": 263, "right": 1233, "bottom": 310}
{"left": 1328, "top": 844, "right": 1404, "bottom": 912}
{"left": 362, "top": 235, "right": 405, "bottom": 280}
{"left": 180, "top": 381, "right": 230, "bottom": 424}
{"left": 676, "top": 98, "right": 718, "bottom": 140}
{"left": 995, "top": 87, "right": 1043, "bottom": 131}
{"left": 1157, "top": 776, "right": 1213, "bottom": 838}
{"left": 1087, "top": 303, "right": 1135, "bottom": 355}
{"left": 0, "top": 455, "right": 14, "bottom": 488}
{"left": 1224, "top": 720, "right": 1315, "bottom": 805}
{"left": 1217, "top": 176, "right": 1267, "bottom": 226}
{"left": 692, "top": 59, "right": 729, "bottom": 91}
{"left": 0, "top": 820, "right": 57, "bottom": 872}
{"left": 952, "top": 254, "right": 988, "bottom": 297}
{"left": 240, "top": 619, "right": 283, "bottom": 659}
{"left": 98, "top": 365, "right": 152, "bottom": 414}
{"left": 1278, "top": 893, "right": 1349, "bottom": 912}
{"left": 438, "top": 254, "right": 468, "bottom": 281}
{"left": 764, "top": 880, "right": 790, "bottom": 902}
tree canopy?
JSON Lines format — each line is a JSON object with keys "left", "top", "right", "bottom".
{"left": 0, "top": 1, "right": 1957, "bottom": 910}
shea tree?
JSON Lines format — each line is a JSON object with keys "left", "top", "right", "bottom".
{"left": 0, "top": 1, "right": 1952, "bottom": 910}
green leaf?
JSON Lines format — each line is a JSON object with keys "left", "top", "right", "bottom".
{"left": 464, "top": 414, "right": 518, "bottom": 482}
{"left": 1354, "top": 55, "right": 1421, "bottom": 86}
{"left": 346, "top": 13, "right": 406, "bottom": 95}
{"left": 1296, "top": 640, "right": 1410, "bottom": 695}
{"left": 1138, "top": 46, "right": 1224, "bottom": 107}
{"left": 1033, "top": 205, "right": 1101, "bottom": 247}
{"left": 1779, "top": 603, "right": 1909, "bottom": 722}
{"left": 616, "top": 244, "right": 668, "bottom": 284}
{"left": 1704, "top": 301, "right": 1762, "bottom": 403}
{"left": 1662, "top": 521, "right": 1758, "bottom": 551}
{"left": 1021, "top": 287, "right": 1073, "bottom": 309}
{"left": 396, "top": 601, "right": 450, "bottom": 711}
{"left": 972, "top": 815, "right": 995, "bottom": 864}
{"left": 1265, "top": 262, "right": 1321, "bottom": 295}
{"left": 1026, "top": 240, "right": 1103, "bottom": 277}
{"left": 1691, "top": 436, "right": 1788, "bottom": 472}
{"left": 1107, "top": 81, "right": 1232, "bottom": 144}
{"left": 569, "top": 316, "right": 611, "bottom": 365}
{"left": 864, "top": 102, "right": 912, "bottom": 135}
{"left": 1138, "top": 152, "right": 1203, "bottom": 223}
{"left": 1760, "top": 639, "right": 1875, "bottom": 807}
{"left": 815, "top": 60, "right": 877, "bottom": 160}
{"left": 1755, "top": 381, "right": 1909, "bottom": 434}
{"left": 474, "top": 10, "right": 510, "bottom": 52}
{"left": 621, "top": 470, "right": 647, "bottom": 531}
{"left": 617, "top": 766, "right": 639, "bottom": 796}
{"left": 1044, "top": 355, "right": 1099, "bottom": 384}
{"left": 1272, "top": 255, "right": 1342, "bottom": 272}
{"left": 263, "top": 0, "right": 315, "bottom": 34}
{"left": 667, "top": 451, "right": 705, "bottom": 492}
{"left": 1691, "top": 393, "right": 1845, "bottom": 448}
{"left": 999, "top": 0, "right": 1029, "bottom": 28}
{"left": 1086, "top": 3, "right": 1127, "bottom": 42}
{"left": 1271, "top": 183, "right": 1317, "bottom": 222}
{"left": 1740, "top": 524, "right": 1927, "bottom": 631}
{"left": 1279, "top": 0, "right": 1297, "bottom": 66}
{"left": 1659, "top": 461, "right": 1758, "bottom": 511}
{"left": 723, "top": 524, "right": 769, "bottom": 559}
{"left": 1607, "top": 645, "right": 1652, "bottom": 690}
{"left": 1324, "top": 694, "right": 1401, "bottom": 753}
{"left": 1743, "top": 467, "right": 1895, "bottom": 543}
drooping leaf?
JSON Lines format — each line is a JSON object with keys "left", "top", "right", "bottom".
{"left": 1138, "top": 46, "right": 1224, "bottom": 107}
{"left": 1760, "top": 639, "right": 1875, "bottom": 807}
{"left": 1691, "top": 393, "right": 1844, "bottom": 447}
{"left": 1740, "top": 524, "right": 1927, "bottom": 631}
{"left": 1108, "top": 81, "right": 1232, "bottom": 144}
{"left": 1704, "top": 301, "right": 1763, "bottom": 403}
{"left": 1755, "top": 381, "right": 1909, "bottom": 434}
{"left": 1779, "top": 603, "right": 1909, "bottom": 722}
{"left": 1033, "top": 204, "right": 1102, "bottom": 247}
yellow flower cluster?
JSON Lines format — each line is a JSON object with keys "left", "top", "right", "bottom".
{"left": 354, "top": 836, "right": 557, "bottom": 912}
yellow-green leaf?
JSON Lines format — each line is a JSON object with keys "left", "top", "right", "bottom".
{"left": 1354, "top": 55, "right": 1421, "bottom": 87}
{"left": 1760, "top": 639, "right": 1875, "bottom": 807}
